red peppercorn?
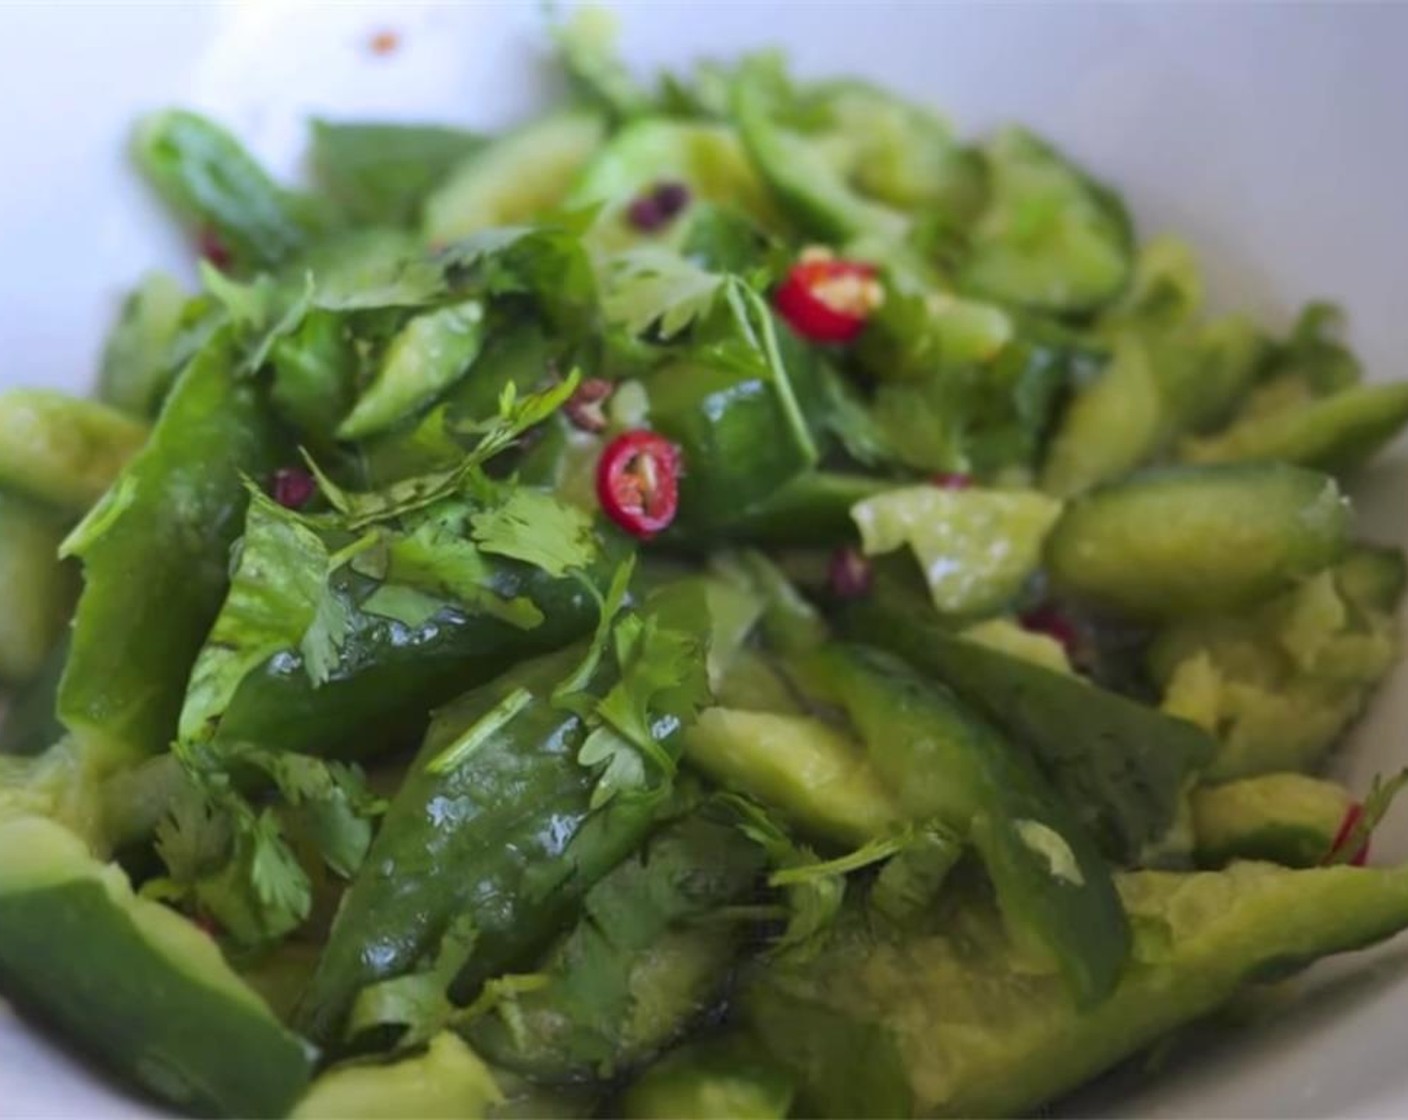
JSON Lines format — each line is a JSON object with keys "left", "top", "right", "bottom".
{"left": 626, "top": 180, "right": 694, "bottom": 233}
{"left": 596, "top": 430, "right": 681, "bottom": 539}
{"left": 828, "top": 547, "right": 873, "bottom": 599}
{"left": 774, "top": 255, "right": 882, "bottom": 343}
{"left": 270, "top": 467, "right": 316, "bottom": 510}
{"left": 1019, "top": 604, "right": 1079, "bottom": 658}
{"left": 930, "top": 472, "right": 973, "bottom": 490}
{"left": 197, "top": 226, "right": 232, "bottom": 272}
{"left": 564, "top": 378, "right": 614, "bottom": 434}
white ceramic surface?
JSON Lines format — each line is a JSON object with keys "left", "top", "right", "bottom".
{"left": 2, "top": 2, "right": 1407, "bottom": 1116}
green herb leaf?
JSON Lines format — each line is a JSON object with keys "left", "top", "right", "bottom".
{"left": 428, "top": 686, "right": 535, "bottom": 775}
{"left": 470, "top": 488, "right": 598, "bottom": 578}
{"left": 601, "top": 248, "right": 728, "bottom": 340}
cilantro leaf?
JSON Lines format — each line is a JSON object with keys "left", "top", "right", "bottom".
{"left": 178, "top": 489, "right": 333, "bottom": 742}
{"left": 470, "top": 488, "right": 598, "bottom": 578}
{"left": 601, "top": 248, "right": 727, "bottom": 340}
{"left": 552, "top": 557, "right": 636, "bottom": 710}
{"left": 305, "top": 371, "right": 581, "bottom": 531}
{"left": 346, "top": 913, "right": 480, "bottom": 1048}
{"left": 577, "top": 726, "right": 649, "bottom": 809}
{"left": 717, "top": 792, "right": 856, "bottom": 954}
{"left": 428, "top": 686, "right": 535, "bottom": 775}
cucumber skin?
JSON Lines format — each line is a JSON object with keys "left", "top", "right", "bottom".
{"left": 1046, "top": 463, "right": 1351, "bottom": 619}
{"left": 0, "top": 879, "right": 310, "bottom": 1118}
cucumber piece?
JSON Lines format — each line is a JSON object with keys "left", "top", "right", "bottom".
{"left": 812, "top": 645, "right": 1130, "bottom": 1007}
{"left": 567, "top": 119, "right": 783, "bottom": 249}
{"left": 960, "top": 128, "right": 1132, "bottom": 314}
{"left": 1183, "top": 382, "right": 1408, "bottom": 473}
{"left": 98, "top": 272, "right": 189, "bottom": 418}
{"left": 1192, "top": 773, "right": 1351, "bottom": 868}
{"left": 623, "top": 1036, "right": 795, "bottom": 1120}
{"left": 842, "top": 592, "right": 1217, "bottom": 863}
{"left": 1046, "top": 463, "right": 1351, "bottom": 619}
{"left": 0, "top": 494, "right": 76, "bottom": 684}
{"left": 0, "top": 814, "right": 311, "bottom": 1116}
{"left": 731, "top": 62, "right": 907, "bottom": 243}
{"left": 1041, "top": 332, "right": 1162, "bottom": 497}
{"left": 0, "top": 634, "right": 68, "bottom": 756}
{"left": 0, "top": 390, "right": 147, "bottom": 514}
{"left": 959, "top": 617, "right": 1073, "bottom": 675}
{"left": 337, "top": 298, "right": 487, "bottom": 440}
{"left": 423, "top": 111, "right": 607, "bottom": 244}
{"left": 851, "top": 486, "right": 1062, "bottom": 617}
{"left": 1152, "top": 564, "right": 1398, "bottom": 780}
{"left": 1336, "top": 544, "right": 1406, "bottom": 615}
{"left": 744, "top": 861, "right": 1408, "bottom": 1118}
{"left": 647, "top": 357, "right": 819, "bottom": 534}
{"left": 293, "top": 1033, "right": 501, "bottom": 1119}
{"left": 683, "top": 708, "right": 903, "bottom": 847}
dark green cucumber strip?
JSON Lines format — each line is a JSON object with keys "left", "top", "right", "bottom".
{"left": 0, "top": 814, "right": 311, "bottom": 1117}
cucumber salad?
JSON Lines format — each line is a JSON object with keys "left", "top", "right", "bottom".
{"left": 5, "top": 10, "right": 1408, "bottom": 1118}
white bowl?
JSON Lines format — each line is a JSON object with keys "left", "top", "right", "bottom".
{"left": 2, "top": 3, "right": 1407, "bottom": 1116}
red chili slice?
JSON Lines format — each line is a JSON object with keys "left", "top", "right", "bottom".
{"left": 929, "top": 472, "right": 973, "bottom": 490}
{"left": 596, "top": 430, "right": 681, "bottom": 539}
{"left": 774, "top": 256, "right": 882, "bottom": 344}
{"left": 1326, "top": 801, "right": 1370, "bottom": 867}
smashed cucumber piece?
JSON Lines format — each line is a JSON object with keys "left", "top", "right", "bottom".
{"left": 0, "top": 494, "right": 76, "bottom": 684}
{"left": 97, "top": 272, "right": 189, "bottom": 418}
{"left": 423, "top": 111, "right": 607, "bottom": 244}
{"left": 293, "top": 1033, "right": 502, "bottom": 1119}
{"left": 810, "top": 644, "right": 1130, "bottom": 1007}
{"left": 851, "top": 486, "right": 1062, "bottom": 617}
{"left": 959, "top": 128, "right": 1132, "bottom": 314}
{"left": 337, "top": 298, "right": 488, "bottom": 440}
{"left": 1040, "top": 331, "right": 1163, "bottom": 497}
{"left": 0, "top": 814, "right": 311, "bottom": 1117}
{"left": 1152, "top": 554, "right": 1401, "bottom": 780}
{"left": 745, "top": 860, "right": 1408, "bottom": 1118}
{"left": 1182, "top": 381, "right": 1408, "bottom": 473}
{"left": 623, "top": 1036, "right": 796, "bottom": 1120}
{"left": 841, "top": 590, "right": 1216, "bottom": 864}
{"left": 464, "top": 816, "right": 765, "bottom": 1084}
{"left": 567, "top": 119, "right": 784, "bottom": 249}
{"left": 0, "top": 389, "right": 147, "bottom": 514}
{"left": 1046, "top": 463, "right": 1351, "bottom": 619}
{"left": 731, "top": 59, "right": 907, "bottom": 243}
{"left": 683, "top": 708, "right": 903, "bottom": 847}
{"left": 1191, "top": 773, "right": 1354, "bottom": 868}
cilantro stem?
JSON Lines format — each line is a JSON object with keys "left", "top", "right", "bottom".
{"left": 427, "top": 686, "right": 534, "bottom": 774}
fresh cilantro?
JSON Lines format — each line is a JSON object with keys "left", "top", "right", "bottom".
{"left": 381, "top": 499, "right": 548, "bottom": 629}
{"left": 346, "top": 913, "right": 481, "bottom": 1048}
{"left": 552, "top": 557, "right": 636, "bottom": 710}
{"left": 562, "top": 578, "right": 711, "bottom": 810}
{"left": 300, "top": 579, "right": 352, "bottom": 687}
{"left": 717, "top": 792, "right": 882, "bottom": 954}
{"left": 768, "top": 833, "right": 908, "bottom": 886}
{"left": 577, "top": 726, "right": 649, "bottom": 810}
{"left": 469, "top": 488, "right": 598, "bottom": 578}
{"left": 601, "top": 248, "right": 728, "bottom": 340}
{"left": 428, "top": 686, "right": 535, "bottom": 775}
{"left": 177, "top": 489, "right": 333, "bottom": 742}
{"left": 720, "top": 280, "right": 820, "bottom": 463}
{"left": 304, "top": 371, "right": 581, "bottom": 531}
